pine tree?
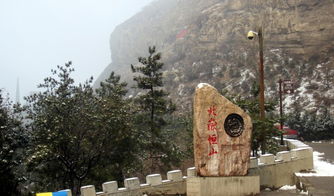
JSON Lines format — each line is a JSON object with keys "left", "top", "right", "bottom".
{"left": 131, "top": 46, "right": 179, "bottom": 172}
{"left": 225, "top": 83, "right": 280, "bottom": 156}
{"left": 287, "top": 107, "right": 334, "bottom": 141}
{"left": 0, "top": 91, "right": 27, "bottom": 196}
{"left": 95, "top": 72, "right": 138, "bottom": 182}
{"left": 96, "top": 71, "right": 127, "bottom": 100}
{"left": 25, "top": 63, "right": 137, "bottom": 195}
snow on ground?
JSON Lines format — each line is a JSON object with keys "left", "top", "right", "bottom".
{"left": 283, "top": 95, "right": 294, "bottom": 110}
{"left": 277, "top": 185, "right": 308, "bottom": 194}
{"left": 279, "top": 185, "right": 296, "bottom": 190}
{"left": 296, "top": 151, "right": 334, "bottom": 177}
{"left": 239, "top": 69, "right": 250, "bottom": 85}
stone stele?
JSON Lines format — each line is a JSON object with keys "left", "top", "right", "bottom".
{"left": 193, "top": 83, "right": 252, "bottom": 176}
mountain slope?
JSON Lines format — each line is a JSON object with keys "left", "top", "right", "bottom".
{"left": 95, "top": 0, "right": 334, "bottom": 113}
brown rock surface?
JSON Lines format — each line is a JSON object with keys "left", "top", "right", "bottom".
{"left": 193, "top": 83, "right": 252, "bottom": 176}
{"left": 95, "top": 0, "right": 334, "bottom": 115}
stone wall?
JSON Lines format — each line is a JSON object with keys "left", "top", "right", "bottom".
{"left": 80, "top": 169, "right": 193, "bottom": 196}
{"left": 59, "top": 139, "right": 313, "bottom": 196}
{"left": 248, "top": 139, "right": 313, "bottom": 189}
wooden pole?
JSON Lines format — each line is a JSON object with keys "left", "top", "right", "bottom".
{"left": 258, "top": 28, "right": 265, "bottom": 119}
{"left": 279, "top": 79, "right": 284, "bottom": 145}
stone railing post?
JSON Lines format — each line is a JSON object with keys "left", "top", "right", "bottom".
{"left": 276, "top": 151, "right": 292, "bottom": 162}
{"left": 249, "top": 157, "right": 258, "bottom": 168}
{"left": 102, "top": 181, "right": 118, "bottom": 193}
{"left": 124, "top": 177, "right": 140, "bottom": 190}
{"left": 146, "top": 174, "right": 162, "bottom": 186}
{"left": 187, "top": 167, "right": 196, "bottom": 177}
{"left": 259, "top": 154, "right": 275, "bottom": 165}
{"left": 80, "top": 185, "right": 96, "bottom": 196}
{"left": 167, "top": 170, "right": 183, "bottom": 182}
{"left": 291, "top": 147, "right": 313, "bottom": 159}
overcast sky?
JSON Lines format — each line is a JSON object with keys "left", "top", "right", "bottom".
{"left": 0, "top": 0, "right": 153, "bottom": 103}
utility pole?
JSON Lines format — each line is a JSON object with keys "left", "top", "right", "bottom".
{"left": 278, "top": 79, "right": 284, "bottom": 145}
{"left": 258, "top": 28, "right": 265, "bottom": 119}
{"left": 247, "top": 27, "right": 266, "bottom": 154}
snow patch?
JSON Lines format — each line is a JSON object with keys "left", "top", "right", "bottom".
{"left": 297, "top": 79, "right": 308, "bottom": 94}
{"left": 261, "top": 154, "right": 274, "bottom": 157}
{"left": 178, "top": 84, "right": 185, "bottom": 96}
{"left": 279, "top": 185, "right": 296, "bottom": 190}
{"left": 273, "top": 63, "right": 280, "bottom": 69}
{"left": 283, "top": 95, "right": 294, "bottom": 109}
{"left": 270, "top": 49, "right": 280, "bottom": 52}
{"left": 239, "top": 69, "right": 250, "bottom": 85}
{"left": 324, "top": 88, "right": 334, "bottom": 99}
{"left": 296, "top": 151, "right": 334, "bottom": 176}
{"left": 197, "top": 83, "right": 211, "bottom": 89}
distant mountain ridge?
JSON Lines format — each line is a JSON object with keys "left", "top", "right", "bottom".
{"left": 95, "top": 0, "right": 334, "bottom": 114}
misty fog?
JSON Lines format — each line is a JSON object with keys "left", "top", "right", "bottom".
{"left": 0, "top": 0, "right": 153, "bottom": 102}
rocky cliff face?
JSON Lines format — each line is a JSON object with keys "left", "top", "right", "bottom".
{"left": 96, "top": 0, "right": 334, "bottom": 113}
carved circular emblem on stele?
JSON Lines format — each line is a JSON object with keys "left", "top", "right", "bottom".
{"left": 224, "top": 113, "right": 244, "bottom": 137}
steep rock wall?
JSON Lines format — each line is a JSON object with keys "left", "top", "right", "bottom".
{"left": 96, "top": 0, "right": 334, "bottom": 113}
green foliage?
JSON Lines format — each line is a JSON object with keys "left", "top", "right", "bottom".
{"left": 251, "top": 118, "right": 280, "bottom": 156}
{"left": 286, "top": 106, "right": 334, "bottom": 141}
{"left": 131, "top": 46, "right": 182, "bottom": 172}
{"left": 25, "top": 62, "right": 136, "bottom": 195}
{"left": 0, "top": 91, "right": 28, "bottom": 196}
{"left": 95, "top": 71, "right": 138, "bottom": 182}
{"left": 224, "top": 83, "right": 280, "bottom": 156}
{"left": 171, "top": 112, "right": 193, "bottom": 157}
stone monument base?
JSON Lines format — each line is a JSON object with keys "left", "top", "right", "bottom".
{"left": 187, "top": 176, "right": 260, "bottom": 196}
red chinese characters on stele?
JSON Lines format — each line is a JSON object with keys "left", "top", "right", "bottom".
{"left": 207, "top": 106, "right": 218, "bottom": 156}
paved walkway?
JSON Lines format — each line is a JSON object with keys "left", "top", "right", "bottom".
{"left": 298, "top": 142, "right": 334, "bottom": 196}
{"left": 307, "top": 142, "right": 334, "bottom": 163}
{"left": 298, "top": 176, "right": 334, "bottom": 196}
{"left": 261, "top": 141, "right": 334, "bottom": 195}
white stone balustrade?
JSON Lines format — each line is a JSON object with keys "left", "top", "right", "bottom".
{"left": 249, "top": 157, "right": 258, "bottom": 168}
{"left": 118, "top": 187, "right": 127, "bottom": 192}
{"left": 140, "top": 183, "right": 149, "bottom": 188}
{"left": 65, "top": 139, "right": 314, "bottom": 196}
{"left": 146, "top": 174, "right": 162, "bottom": 186}
{"left": 259, "top": 154, "right": 275, "bottom": 165}
{"left": 276, "top": 151, "right": 292, "bottom": 162}
{"left": 286, "top": 139, "right": 309, "bottom": 149}
{"left": 102, "top": 181, "right": 118, "bottom": 193}
{"left": 291, "top": 147, "right": 313, "bottom": 159}
{"left": 162, "top": 179, "right": 171, "bottom": 184}
{"left": 81, "top": 185, "right": 96, "bottom": 196}
{"left": 124, "top": 177, "right": 140, "bottom": 190}
{"left": 167, "top": 170, "right": 183, "bottom": 182}
{"left": 187, "top": 167, "right": 196, "bottom": 177}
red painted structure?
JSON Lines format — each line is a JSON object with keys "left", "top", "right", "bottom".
{"left": 275, "top": 125, "right": 298, "bottom": 138}
{"left": 176, "top": 29, "right": 188, "bottom": 39}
